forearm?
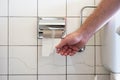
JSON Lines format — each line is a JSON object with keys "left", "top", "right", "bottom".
{"left": 77, "top": 0, "right": 120, "bottom": 39}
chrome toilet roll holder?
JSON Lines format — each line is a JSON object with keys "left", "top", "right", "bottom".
{"left": 38, "top": 17, "right": 66, "bottom": 39}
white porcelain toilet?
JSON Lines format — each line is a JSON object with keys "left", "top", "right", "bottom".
{"left": 101, "top": 10, "right": 120, "bottom": 80}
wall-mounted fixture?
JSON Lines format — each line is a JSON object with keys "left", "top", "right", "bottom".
{"left": 38, "top": 17, "right": 85, "bottom": 54}
{"left": 38, "top": 17, "right": 66, "bottom": 39}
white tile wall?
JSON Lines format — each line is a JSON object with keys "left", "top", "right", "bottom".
{"left": 67, "top": 0, "right": 94, "bottom": 17}
{"left": 0, "top": 0, "right": 8, "bottom": 16}
{"left": 39, "top": 75, "right": 65, "bottom": 80}
{"left": 9, "top": 18, "right": 37, "bottom": 45}
{"left": 38, "top": 39, "right": 66, "bottom": 74}
{"left": 67, "top": 46, "right": 94, "bottom": 74}
{"left": 0, "top": 46, "right": 7, "bottom": 74}
{"left": 0, "top": 0, "right": 111, "bottom": 80}
{"left": 0, "top": 76, "right": 7, "bottom": 80}
{"left": 38, "top": 0, "right": 66, "bottom": 17}
{"left": 40, "top": 39, "right": 61, "bottom": 56}
{"left": 9, "top": 0, "right": 37, "bottom": 16}
{"left": 111, "top": 73, "right": 120, "bottom": 80}
{"left": 95, "top": 31, "right": 101, "bottom": 45}
{"left": 96, "top": 46, "right": 110, "bottom": 74}
{"left": 96, "top": 75, "right": 110, "bottom": 80}
{"left": 9, "top": 46, "right": 37, "bottom": 74}
{"left": 66, "top": 18, "right": 80, "bottom": 34}
{"left": 67, "top": 75, "right": 94, "bottom": 80}
{"left": 9, "top": 76, "right": 36, "bottom": 80}
{"left": 0, "top": 18, "right": 8, "bottom": 45}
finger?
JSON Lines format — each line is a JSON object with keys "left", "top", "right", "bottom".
{"left": 56, "top": 48, "right": 61, "bottom": 54}
{"left": 64, "top": 48, "right": 72, "bottom": 56}
{"left": 69, "top": 51, "right": 76, "bottom": 56}
{"left": 56, "top": 39, "right": 67, "bottom": 49}
{"left": 68, "top": 45, "right": 79, "bottom": 52}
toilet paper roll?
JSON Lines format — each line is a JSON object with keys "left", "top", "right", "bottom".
{"left": 42, "top": 29, "right": 63, "bottom": 38}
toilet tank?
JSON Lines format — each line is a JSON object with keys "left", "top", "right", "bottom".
{"left": 102, "top": 10, "right": 120, "bottom": 73}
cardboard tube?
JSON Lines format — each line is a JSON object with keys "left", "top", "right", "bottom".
{"left": 42, "top": 30, "right": 63, "bottom": 38}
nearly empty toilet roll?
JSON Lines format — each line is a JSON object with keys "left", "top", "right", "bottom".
{"left": 42, "top": 29, "right": 63, "bottom": 38}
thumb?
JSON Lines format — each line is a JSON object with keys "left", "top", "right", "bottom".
{"left": 56, "top": 39, "right": 67, "bottom": 49}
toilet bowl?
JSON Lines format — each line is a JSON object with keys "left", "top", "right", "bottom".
{"left": 101, "top": 10, "right": 120, "bottom": 80}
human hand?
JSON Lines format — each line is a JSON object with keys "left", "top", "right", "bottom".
{"left": 56, "top": 30, "right": 89, "bottom": 56}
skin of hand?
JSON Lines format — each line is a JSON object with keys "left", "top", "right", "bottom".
{"left": 56, "top": 0, "right": 120, "bottom": 56}
{"left": 56, "top": 30, "right": 90, "bottom": 56}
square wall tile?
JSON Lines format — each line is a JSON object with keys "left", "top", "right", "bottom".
{"left": 96, "top": 46, "right": 110, "bottom": 74}
{"left": 0, "top": 18, "right": 8, "bottom": 45}
{"left": 0, "top": 46, "right": 7, "bottom": 74}
{"left": 0, "top": 76, "right": 7, "bottom": 80}
{"left": 96, "top": 75, "right": 110, "bottom": 80}
{"left": 66, "top": 18, "right": 80, "bottom": 34}
{"left": 95, "top": 30, "right": 103, "bottom": 45}
{"left": 39, "top": 75, "right": 65, "bottom": 80}
{"left": 9, "top": 18, "right": 37, "bottom": 45}
{"left": 38, "top": 0, "right": 66, "bottom": 17}
{"left": 9, "top": 0, "right": 37, "bottom": 16}
{"left": 111, "top": 74, "right": 120, "bottom": 80}
{"left": 9, "top": 76, "right": 36, "bottom": 80}
{"left": 39, "top": 39, "right": 61, "bottom": 56}
{"left": 0, "top": 0, "right": 8, "bottom": 16}
{"left": 67, "top": 75, "right": 94, "bottom": 80}
{"left": 67, "top": 46, "right": 94, "bottom": 74}
{"left": 66, "top": 18, "right": 94, "bottom": 45}
{"left": 95, "top": 0, "right": 102, "bottom": 6}
{"left": 9, "top": 46, "right": 37, "bottom": 74}
{"left": 95, "top": 31, "right": 101, "bottom": 45}
{"left": 38, "top": 39, "right": 66, "bottom": 74}
{"left": 82, "top": 7, "right": 95, "bottom": 17}
{"left": 67, "top": 0, "right": 94, "bottom": 16}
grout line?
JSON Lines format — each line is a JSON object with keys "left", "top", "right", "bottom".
{"left": 0, "top": 16, "right": 9, "bottom": 17}
{"left": 0, "top": 45, "right": 9, "bottom": 46}
{"left": 94, "top": 0, "right": 96, "bottom": 75}
{"left": 0, "top": 16, "right": 88, "bottom": 18}
{"left": 37, "top": 0, "right": 39, "bottom": 79}
{"left": 66, "top": 16, "right": 87, "bottom": 18}
{"left": 6, "top": 16, "right": 37, "bottom": 18}
{"left": 8, "top": 74, "right": 66, "bottom": 75}
{"left": 7, "top": 0, "right": 9, "bottom": 80}
{"left": 66, "top": 0, "right": 68, "bottom": 80}
{"left": 94, "top": 34, "right": 96, "bottom": 75}
{"left": 0, "top": 74, "right": 111, "bottom": 76}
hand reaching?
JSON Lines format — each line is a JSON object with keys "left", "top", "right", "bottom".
{"left": 56, "top": 30, "right": 89, "bottom": 56}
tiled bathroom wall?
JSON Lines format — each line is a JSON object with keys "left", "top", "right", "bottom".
{"left": 0, "top": 0, "right": 110, "bottom": 80}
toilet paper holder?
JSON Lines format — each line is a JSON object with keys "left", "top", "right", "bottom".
{"left": 38, "top": 17, "right": 66, "bottom": 39}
